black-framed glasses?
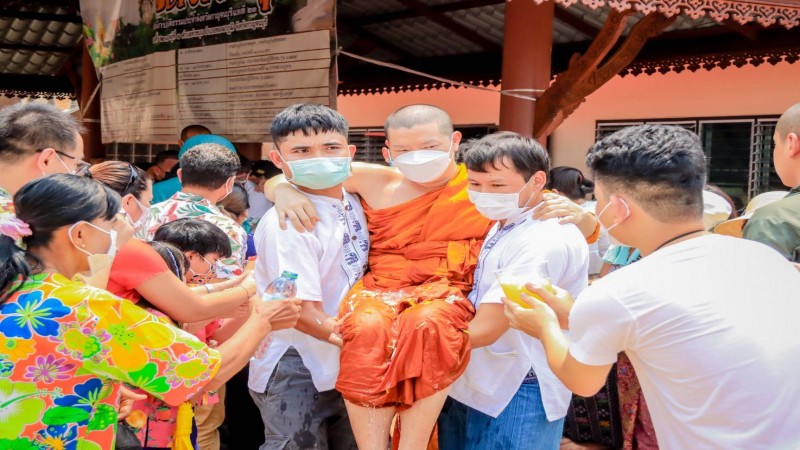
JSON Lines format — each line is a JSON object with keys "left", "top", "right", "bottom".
{"left": 37, "top": 148, "right": 90, "bottom": 175}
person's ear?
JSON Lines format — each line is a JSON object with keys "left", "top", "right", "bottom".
{"left": 531, "top": 171, "right": 547, "bottom": 191}
{"left": 452, "top": 130, "right": 463, "bottom": 149}
{"left": 787, "top": 132, "right": 800, "bottom": 158}
{"left": 67, "top": 222, "right": 88, "bottom": 249}
{"left": 610, "top": 195, "right": 631, "bottom": 218}
{"left": 268, "top": 150, "right": 284, "bottom": 168}
{"left": 382, "top": 146, "right": 392, "bottom": 164}
{"left": 176, "top": 168, "right": 183, "bottom": 182}
{"left": 35, "top": 148, "right": 56, "bottom": 172}
{"left": 348, "top": 144, "right": 356, "bottom": 159}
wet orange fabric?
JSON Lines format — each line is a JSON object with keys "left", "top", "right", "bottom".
{"left": 336, "top": 165, "right": 493, "bottom": 409}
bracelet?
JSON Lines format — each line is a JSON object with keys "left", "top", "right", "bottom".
{"left": 204, "top": 284, "right": 214, "bottom": 293}
{"left": 237, "top": 284, "right": 251, "bottom": 298}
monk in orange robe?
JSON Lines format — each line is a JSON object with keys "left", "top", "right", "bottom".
{"left": 269, "top": 105, "right": 600, "bottom": 450}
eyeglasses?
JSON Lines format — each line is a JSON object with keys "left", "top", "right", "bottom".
{"left": 37, "top": 148, "right": 90, "bottom": 175}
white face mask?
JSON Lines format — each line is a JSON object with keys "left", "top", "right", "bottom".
{"left": 467, "top": 177, "right": 535, "bottom": 221}
{"left": 390, "top": 138, "right": 454, "bottom": 183}
{"left": 123, "top": 197, "right": 151, "bottom": 234}
{"left": 597, "top": 197, "right": 631, "bottom": 245}
{"left": 68, "top": 221, "right": 118, "bottom": 289}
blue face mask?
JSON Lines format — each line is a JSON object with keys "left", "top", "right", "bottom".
{"left": 281, "top": 156, "right": 352, "bottom": 190}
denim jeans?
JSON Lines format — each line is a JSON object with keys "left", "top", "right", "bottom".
{"left": 439, "top": 377, "right": 565, "bottom": 450}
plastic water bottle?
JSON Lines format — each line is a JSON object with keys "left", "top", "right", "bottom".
{"left": 251, "top": 271, "right": 298, "bottom": 360}
{"left": 263, "top": 271, "right": 298, "bottom": 301}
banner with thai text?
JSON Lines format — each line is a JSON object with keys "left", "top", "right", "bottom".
{"left": 80, "top": 0, "right": 336, "bottom": 143}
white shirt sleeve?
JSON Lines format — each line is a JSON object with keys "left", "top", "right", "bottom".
{"left": 262, "top": 224, "right": 324, "bottom": 302}
{"left": 568, "top": 286, "right": 634, "bottom": 366}
{"left": 481, "top": 229, "right": 571, "bottom": 305}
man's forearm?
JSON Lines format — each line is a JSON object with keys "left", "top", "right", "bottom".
{"left": 295, "top": 302, "right": 337, "bottom": 345}
{"left": 539, "top": 322, "right": 572, "bottom": 382}
{"left": 264, "top": 174, "right": 287, "bottom": 202}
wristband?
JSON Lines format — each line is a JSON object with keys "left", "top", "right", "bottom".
{"left": 204, "top": 284, "right": 214, "bottom": 293}
{"left": 237, "top": 284, "right": 251, "bottom": 298}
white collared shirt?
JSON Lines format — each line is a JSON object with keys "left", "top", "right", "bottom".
{"left": 249, "top": 190, "right": 369, "bottom": 393}
{"left": 450, "top": 211, "right": 588, "bottom": 420}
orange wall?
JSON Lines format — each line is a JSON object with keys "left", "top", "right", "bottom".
{"left": 337, "top": 86, "right": 501, "bottom": 128}
{"left": 550, "top": 61, "right": 800, "bottom": 172}
{"left": 337, "top": 61, "right": 800, "bottom": 175}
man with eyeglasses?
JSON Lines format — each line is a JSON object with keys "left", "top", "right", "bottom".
{"left": 0, "top": 102, "right": 89, "bottom": 212}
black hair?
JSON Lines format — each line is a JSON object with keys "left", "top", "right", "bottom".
{"left": 384, "top": 104, "right": 454, "bottom": 140}
{"left": 218, "top": 183, "right": 249, "bottom": 219}
{"left": 462, "top": 131, "right": 550, "bottom": 181}
{"left": 155, "top": 150, "right": 179, "bottom": 164}
{"left": 0, "top": 102, "right": 84, "bottom": 163}
{"left": 238, "top": 154, "right": 253, "bottom": 175}
{"left": 180, "top": 124, "right": 211, "bottom": 143}
{"left": 89, "top": 160, "right": 150, "bottom": 199}
{"left": 585, "top": 124, "right": 706, "bottom": 222}
{"left": 152, "top": 218, "right": 232, "bottom": 258}
{"left": 148, "top": 241, "right": 189, "bottom": 280}
{"left": 270, "top": 104, "right": 349, "bottom": 146}
{"left": 179, "top": 143, "right": 240, "bottom": 190}
{"left": 251, "top": 160, "right": 282, "bottom": 179}
{"left": 0, "top": 174, "right": 120, "bottom": 303}
{"left": 548, "top": 166, "right": 595, "bottom": 201}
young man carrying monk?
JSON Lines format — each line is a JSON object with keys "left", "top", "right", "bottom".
{"left": 250, "top": 104, "right": 367, "bottom": 450}
{"left": 268, "top": 105, "right": 600, "bottom": 449}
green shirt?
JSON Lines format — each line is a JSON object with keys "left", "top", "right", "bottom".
{"left": 743, "top": 187, "right": 800, "bottom": 262}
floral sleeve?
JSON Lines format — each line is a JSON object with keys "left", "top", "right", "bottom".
{"left": 214, "top": 219, "right": 248, "bottom": 279}
{"left": 77, "top": 293, "right": 222, "bottom": 407}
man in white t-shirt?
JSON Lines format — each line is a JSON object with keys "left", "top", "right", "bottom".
{"left": 503, "top": 124, "right": 800, "bottom": 450}
{"left": 442, "top": 132, "right": 588, "bottom": 450}
{"left": 250, "top": 104, "right": 368, "bottom": 450}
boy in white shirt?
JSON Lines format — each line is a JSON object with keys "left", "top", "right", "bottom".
{"left": 444, "top": 132, "right": 588, "bottom": 450}
{"left": 504, "top": 124, "right": 800, "bottom": 450}
{"left": 250, "top": 104, "right": 368, "bottom": 450}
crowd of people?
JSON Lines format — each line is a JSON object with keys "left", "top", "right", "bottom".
{"left": 0, "top": 100, "right": 798, "bottom": 450}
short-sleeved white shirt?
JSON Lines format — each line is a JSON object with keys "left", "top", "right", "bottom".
{"left": 570, "top": 234, "right": 800, "bottom": 450}
{"left": 249, "top": 189, "right": 369, "bottom": 393}
{"left": 450, "top": 212, "right": 589, "bottom": 419}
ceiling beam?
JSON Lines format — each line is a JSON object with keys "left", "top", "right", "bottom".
{"left": 393, "top": 0, "right": 501, "bottom": 52}
{"left": 553, "top": 5, "right": 601, "bottom": 39}
{"left": 722, "top": 20, "right": 760, "bottom": 40}
{"left": 0, "top": 10, "right": 82, "bottom": 23}
{"left": 337, "top": 21, "right": 417, "bottom": 60}
{"left": 348, "top": 0, "right": 504, "bottom": 27}
{"left": 0, "top": 43, "right": 72, "bottom": 53}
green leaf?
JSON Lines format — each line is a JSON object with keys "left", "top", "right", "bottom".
{"left": 77, "top": 438, "right": 103, "bottom": 450}
{"left": 41, "top": 406, "right": 90, "bottom": 425}
{"left": 145, "top": 376, "right": 170, "bottom": 394}
{"left": 0, "top": 438, "right": 39, "bottom": 450}
{"left": 87, "top": 404, "right": 117, "bottom": 431}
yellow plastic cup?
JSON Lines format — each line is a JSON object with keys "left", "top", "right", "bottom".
{"left": 494, "top": 267, "right": 554, "bottom": 309}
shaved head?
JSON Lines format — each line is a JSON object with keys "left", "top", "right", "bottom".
{"left": 384, "top": 104, "right": 454, "bottom": 139}
{"left": 776, "top": 102, "right": 800, "bottom": 140}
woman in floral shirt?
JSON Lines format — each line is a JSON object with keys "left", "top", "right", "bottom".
{"left": 0, "top": 174, "right": 300, "bottom": 450}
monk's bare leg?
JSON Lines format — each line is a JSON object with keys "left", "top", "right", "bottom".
{"left": 345, "top": 401, "right": 396, "bottom": 450}
{"left": 396, "top": 387, "right": 450, "bottom": 450}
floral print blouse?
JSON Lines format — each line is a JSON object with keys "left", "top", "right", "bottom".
{"left": 137, "top": 191, "right": 247, "bottom": 281}
{"left": 0, "top": 273, "right": 221, "bottom": 450}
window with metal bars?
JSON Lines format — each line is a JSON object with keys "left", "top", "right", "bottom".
{"left": 106, "top": 142, "right": 180, "bottom": 166}
{"left": 596, "top": 116, "right": 780, "bottom": 208}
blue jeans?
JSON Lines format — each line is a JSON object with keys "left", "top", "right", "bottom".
{"left": 439, "top": 378, "right": 565, "bottom": 450}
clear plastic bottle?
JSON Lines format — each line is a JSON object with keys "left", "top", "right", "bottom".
{"left": 252, "top": 271, "right": 298, "bottom": 360}
{"left": 263, "top": 271, "right": 298, "bottom": 301}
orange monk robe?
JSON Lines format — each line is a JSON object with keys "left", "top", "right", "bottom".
{"left": 336, "top": 165, "right": 494, "bottom": 409}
